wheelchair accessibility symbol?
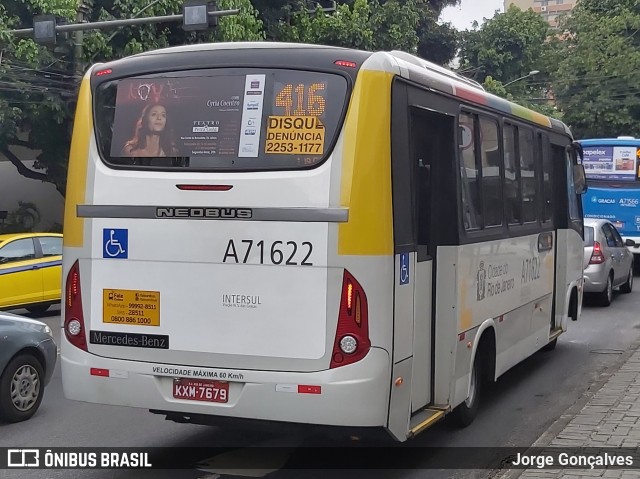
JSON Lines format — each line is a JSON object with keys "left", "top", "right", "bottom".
{"left": 103, "top": 228, "right": 128, "bottom": 259}
{"left": 400, "top": 252, "right": 409, "bottom": 285}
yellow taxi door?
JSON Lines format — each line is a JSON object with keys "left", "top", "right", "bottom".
{"left": 37, "top": 236, "right": 63, "bottom": 302}
{"left": 0, "top": 237, "right": 43, "bottom": 309}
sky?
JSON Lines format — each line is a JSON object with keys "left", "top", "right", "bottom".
{"left": 439, "top": 0, "right": 504, "bottom": 31}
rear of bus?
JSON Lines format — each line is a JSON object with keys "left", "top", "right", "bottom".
{"left": 580, "top": 138, "right": 640, "bottom": 259}
{"left": 61, "top": 43, "right": 396, "bottom": 434}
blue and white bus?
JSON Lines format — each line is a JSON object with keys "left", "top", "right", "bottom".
{"left": 579, "top": 137, "right": 640, "bottom": 261}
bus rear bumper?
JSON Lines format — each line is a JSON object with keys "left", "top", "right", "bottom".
{"left": 61, "top": 347, "right": 391, "bottom": 428}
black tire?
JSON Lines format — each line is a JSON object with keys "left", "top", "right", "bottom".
{"left": 451, "top": 350, "right": 483, "bottom": 427}
{"left": 26, "top": 304, "right": 50, "bottom": 314}
{"left": 620, "top": 268, "right": 633, "bottom": 294}
{"left": 0, "top": 354, "right": 45, "bottom": 423}
{"left": 541, "top": 337, "right": 557, "bottom": 352}
{"left": 598, "top": 274, "right": 613, "bottom": 307}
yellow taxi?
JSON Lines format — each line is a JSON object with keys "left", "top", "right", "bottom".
{"left": 0, "top": 233, "right": 62, "bottom": 313}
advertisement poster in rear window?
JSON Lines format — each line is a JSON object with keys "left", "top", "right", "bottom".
{"left": 109, "top": 75, "right": 266, "bottom": 159}
{"left": 583, "top": 146, "right": 637, "bottom": 181}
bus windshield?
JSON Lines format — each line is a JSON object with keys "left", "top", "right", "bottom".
{"left": 94, "top": 68, "right": 349, "bottom": 171}
{"left": 582, "top": 144, "right": 640, "bottom": 183}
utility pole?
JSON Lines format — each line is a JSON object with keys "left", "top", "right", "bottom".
{"left": 74, "top": 0, "right": 93, "bottom": 77}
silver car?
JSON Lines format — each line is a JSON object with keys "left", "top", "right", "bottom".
{"left": 583, "top": 218, "right": 635, "bottom": 306}
{"left": 0, "top": 312, "right": 57, "bottom": 422}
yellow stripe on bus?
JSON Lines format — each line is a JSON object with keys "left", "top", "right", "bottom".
{"left": 63, "top": 77, "right": 92, "bottom": 248}
{"left": 338, "top": 70, "right": 394, "bottom": 256}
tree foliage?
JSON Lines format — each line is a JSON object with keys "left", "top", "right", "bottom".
{"left": 254, "top": 0, "right": 459, "bottom": 63}
{"left": 458, "top": 6, "right": 549, "bottom": 83}
{"left": 552, "top": 0, "right": 640, "bottom": 138}
{"left": 0, "top": 0, "right": 263, "bottom": 196}
{"left": 1, "top": 0, "right": 460, "bottom": 196}
{"left": 275, "top": 0, "right": 419, "bottom": 52}
{"left": 456, "top": 6, "right": 559, "bottom": 118}
{"left": 0, "top": 0, "right": 77, "bottom": 196}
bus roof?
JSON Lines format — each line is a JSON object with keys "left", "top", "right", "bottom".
{"left": 579, "top": 138, "right": 640, "bottom": 146}
{"left": 384, "top": 50, "right": 569, "bottom": 135}
{"left": 90, "top": 41, "right": 571, "bottom": 136}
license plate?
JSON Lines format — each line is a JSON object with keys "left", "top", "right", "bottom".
{"left": 173, "top": 378, "right": 229, "bottom": 403}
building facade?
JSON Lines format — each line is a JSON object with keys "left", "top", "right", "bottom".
{"left": 505, "top": 0, "right": 577, "bottom": 28}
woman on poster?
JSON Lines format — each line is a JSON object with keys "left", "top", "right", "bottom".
{"left": 121, "top": 103, "right": 177, "bottom": 157}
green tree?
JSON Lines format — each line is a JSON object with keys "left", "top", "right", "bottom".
{"left": 458, "top": 6, "right": 550, "bottom": 83}
{"left": 254, "top": 0, "right": 459, "bottom": 64}
{"left": 553, "top": 0, "right": 640, "bottom": 138}
{"left": 84, "top": 0, "right": 263, "bottom": 63}
{"left": 0, "top": 1, "right": 77, "bottom": 196}
{"left": 274, "top": 0, "right": 419, "bottom": 52}
{"left": 457, "top": 6, "right": 559, "bottom": 117}
{"left": 0, "top": 0, "right": 263, "bottom": 196}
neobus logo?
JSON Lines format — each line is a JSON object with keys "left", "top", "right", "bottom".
{"left": 156, "top": 207, "right": 253, "bottom": 219}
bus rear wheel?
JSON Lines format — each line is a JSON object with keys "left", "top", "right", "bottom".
{"left": 452, "top": 349, "right": 483, "bottom": 427}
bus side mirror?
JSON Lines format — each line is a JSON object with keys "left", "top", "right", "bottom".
{"left": 572, "top": 141, "right": 584, "bottom": 163}
{"left": 574, "top": 164, "right": 587, "bottom": 195}
{"left": 625, "top": 239, "right": 637, "bottom": 247}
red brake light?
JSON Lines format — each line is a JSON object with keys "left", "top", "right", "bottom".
{"left": 95, "top": 68, "right": 113, "bottom": 77}
{"left": 65, "top": 260, "right": 88, "bottom": 351}
{"left": 330, "top": 270, "right": 370, "bottom": 369}
{"left": 334, "top": 60, "right": 357, "bottom": 68}
{"left": 589, "top": 241, "right": 605, "bottom": 264}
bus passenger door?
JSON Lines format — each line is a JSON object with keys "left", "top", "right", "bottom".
{"left": 408, "top": 108, "right": 456, "bottom": 413}
{"left": 390, "top": 80, "right": 459, "bottom": 438}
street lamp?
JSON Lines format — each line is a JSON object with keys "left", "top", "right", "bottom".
{"left": 503, "top": 70, "right": 540, "bottom": 87}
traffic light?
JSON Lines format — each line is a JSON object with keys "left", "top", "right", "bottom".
{"left": 182, "top": 0, "right": 218, "bottom": 31}
{"left": 33, "top": 15, "right": 57, "bottom": 44}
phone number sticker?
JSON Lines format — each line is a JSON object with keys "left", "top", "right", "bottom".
{"left": 103, "top": 289, "right": 160, "bottom": 326}
{"left": 265, "top": 116, "right": 325, "bottom": 155}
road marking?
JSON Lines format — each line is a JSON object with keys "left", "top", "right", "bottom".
{"left": 195, "top": 447, "right": 295, "bottom": 477}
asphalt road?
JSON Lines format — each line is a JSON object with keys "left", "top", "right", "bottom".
{"left": 2, "top": 284, "right": 640, "bottom": 479}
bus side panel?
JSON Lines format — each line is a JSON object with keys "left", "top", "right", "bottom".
{"left": 583, "top": 185, "right": 640, "bottom": 247}
{"left": 555, "top": 228, "right": 584, "bottom": 330}
{"left": 438, "top": 233, "right": 556, "bottom": 409}
{"left": 433, "top": 246, "right": 458, "bottom": 407}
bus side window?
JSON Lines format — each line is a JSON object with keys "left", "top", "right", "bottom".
{"left": 480, "top": 117, "right": 502, "bottom": 227}
{"left": 503, "top": 124, "right": 521, "bottom": 224}
{"left": 540, "top": 133, "right": 553, "bottom": 222}
{"left": 459, "top": 113, "right": 481, "bottom": 230}
{"left": 565, "top": 147, "right": 583, "bottom": 235}
{"left": 519, "top": 127, "right": 537, "bottom": 223}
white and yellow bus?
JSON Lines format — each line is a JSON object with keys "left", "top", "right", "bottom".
{"left": 61, "top": 42, "right": 586, "bottom": 441}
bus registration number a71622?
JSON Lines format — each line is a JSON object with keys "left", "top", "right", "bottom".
{"left": 173, "top": 378, "right": 229, "bottom": 403}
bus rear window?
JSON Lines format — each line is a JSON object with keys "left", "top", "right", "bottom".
{"left": 582, "top": 145, "right": 639, "bottom": 182}
{"left": 94, "top": 69, "right": 348, "bottom": 170}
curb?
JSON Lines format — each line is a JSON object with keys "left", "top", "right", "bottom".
{"left": 491, "top": 338, "right": 640, "bottom": 479}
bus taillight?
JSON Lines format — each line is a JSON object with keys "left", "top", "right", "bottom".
{"left": 330, "top": 270, "right": 370, "bottom": 369}
{"left": 65, "top": 260, "right": 88, "bottom": 351}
